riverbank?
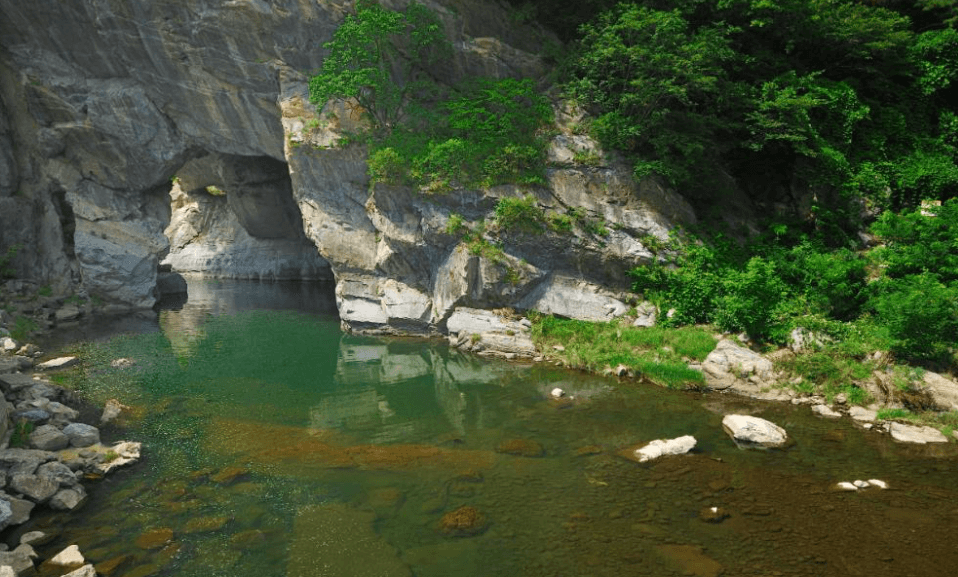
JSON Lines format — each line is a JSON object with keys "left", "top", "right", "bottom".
{"left": 0, "top": 281, "right": 142, "bottom": 575}
{"left": 444, "top": 306, "right": 958, "bottom": 446}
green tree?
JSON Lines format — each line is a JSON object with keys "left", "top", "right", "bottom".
{"left": 308, "top": 0, "right": 449, "bottom": 134}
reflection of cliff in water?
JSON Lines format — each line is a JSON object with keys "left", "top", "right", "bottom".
{"left": 158, "top": 277, "right": 337, "bottom": 357}
{"left": 311, "top": 337, "right": 525, "bottom": 443}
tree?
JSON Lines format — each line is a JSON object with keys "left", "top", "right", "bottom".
{"left": 308, "top": 1, "right": 449, "bottom": 135}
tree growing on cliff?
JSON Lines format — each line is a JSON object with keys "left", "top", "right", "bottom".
{"left": 308, "top": 0, "right": 449, "bottom": 135}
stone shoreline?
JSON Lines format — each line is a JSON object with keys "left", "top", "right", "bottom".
{"left": 1, "top": 299, "right": 141, "bottom": 576}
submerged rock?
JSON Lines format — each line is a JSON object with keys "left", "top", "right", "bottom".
{"left": 439, "top": 506, "right": 489, "bottom": 537}
{"left": 722, "top": 414, "right": 788, "bottom": 449}
{"left": 634, "top": 435, "right": 697, "bottom": 463}
{"left": 495, "top": 439, "right": 545, "bottom": 457}
{"left": 811, "top": 404, "right": 842, "bottom": 419}
{"left": 36, "top": 357, "right": 78, "bottom": 371}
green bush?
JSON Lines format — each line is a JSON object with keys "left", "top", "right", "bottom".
{"left": 367, "top": 147, "right": 407, "bottom": 185}
{"left": 714, "top": 257, "right": 790, "bottom": 341}
{"left": 0, "top": 244, "right": 21, "bottom": 279}
{"left": 870, "top": 198, "right": 958, "bottom": 285}
{"left": 494, "top": 196, "right": 544, "bottom": 234}
{"left": 871, "top": 273, "right": 958, "bottom": 362}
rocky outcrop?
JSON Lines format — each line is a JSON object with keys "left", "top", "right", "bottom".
{"left": 0, "top": 0, "right": 696, "bottom": 333}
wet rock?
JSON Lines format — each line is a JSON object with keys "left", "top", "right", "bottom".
{"left": 698, "top": 506, "right": 730, "bottom": 523}
{"left": 9, "top": 473, "right": 59, "bottom": 503}
{"left": 438, "top": 506, "right": 489, "bottom": 537}
{"left": 36, "top": 357, "right": 78, "bottom": 371}
{"left": 210, "top": 466, "right": 248, "bottom": 484}
{"left": 722, "top": 414, "right": 788, "bottom": 449}
{"left": 49, "top": 487, "right": 87, "bottom": 511}
{"left": 62, "top": 566, "right": 96, "bottom": 577}
{"left": 62, "top": 423, "right": 100, "bottom": 448}
{"left": 495, "top": 438, "right": 545, "bottom": 457}
{"left": 811, "top": 404, "right": 842, "bottom": 419}
{"left": 835, "top": 482, "right": 859, "bottom": 491}
{"left": 888, "top": 422, "right": 948, "bottom": 444}
{"left": 633, "top": 435, "right": 697, "bottom": 463}
{"left": 868, "top": 479, "right": 889, "bottom": 489}
{"left": 550, "top": 387, "right": 565, "bottom": 398}
{"left": 94, "top": 441, "right": 142, "bottom": 474}
{"left": 28, "top": 424, "right": 69, "bottom": 451}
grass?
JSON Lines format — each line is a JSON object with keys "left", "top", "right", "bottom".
{"left": 876, "top": 408, "right": 914, "bottom": 421}
{"left": 9, "top": 316, "right": 38, "bottom": 342}
{"left": 9, "top": 419, "right": 33, "bottom": 448}
{"left": 529, "top": 314, "right": 717, "bottom": 389}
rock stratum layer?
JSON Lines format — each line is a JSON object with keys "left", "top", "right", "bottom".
{"left": 0, "top": 0, "right": 695, "bottom": 332}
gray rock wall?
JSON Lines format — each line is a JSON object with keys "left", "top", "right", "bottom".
{"left": 0, "top": 0, "right": 696, "bottom": 331}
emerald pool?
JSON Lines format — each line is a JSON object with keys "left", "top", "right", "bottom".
{"left": 23, "top": 279, "right": 958, "bottom": 577}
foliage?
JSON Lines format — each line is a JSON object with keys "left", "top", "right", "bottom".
{"left": 530, "top": 315, "right": 716, "bottom": 389}
{"left": 9, "top": 316, "right": 37, "bottom": 342}
{"left": 307, "top": 0, "right": 449, "bottom": 133}
{"left": 445, "top": 213, "right": 465, "bottom": 236}
{"left": 494, "top": 196, "right": 544, "bottom": 233}
{"left": 870, "top": 198, "right": 958, "bottom": 284}
{"left": 870, "top": 273, "right": 958, "bottom": 362}
{"left": 9, "top": 419, "right": 34, "bottom": 448}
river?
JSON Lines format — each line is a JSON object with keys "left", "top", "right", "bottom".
{"left": 23, "top": 278, "right": 958, "bottom": 577}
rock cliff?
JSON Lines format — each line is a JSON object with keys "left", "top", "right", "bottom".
{"left": 0, "top": 0, "right": 695, "bottom": 332}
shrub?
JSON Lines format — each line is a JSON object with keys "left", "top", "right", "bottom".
{"left": 714, "top": 257, "right": 790, "bottom": 341}
{"left": 494, "top": 196, "right": 544, "bottom": 233}
{"left": 870, "top": 198, "right": 958, "bottom": 285}
{"left": 0, "top": 244, "right": 21, "bottom": 279}
{"left": 870, "top": 273, "right": 958, "bottom": 362}
{"left": 368, "top": 147, "right": 407, "bottom": 185}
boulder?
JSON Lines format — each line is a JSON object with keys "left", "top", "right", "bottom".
{"left": 155, "top": 271, "right": 188, "bottom": 296}
{"left": 100, "top": 398, "right": 127, "bottom": 424}
{"left": 4, "top": 495, "right": 34, "bottom": 526}
{"left": 634, "top": 435, "right": 697, "bottom": 462}
{"left": 888, "top": 422, "right": 948, "bottom": 444}
{"left": 0, "top": 498, "right": 11, "bottom": 530}
{"left": 0, "top": 544, "right": 36, "bottom": 576}
{"left": 49, "top": 487, "right": 87, "bottom": 511}
{"left": 28, "top": 424, "right": 69, "bottom": 452}
{"left": 917, "top": 371, "right": 958, "bottom": 412}
{"left": 8, "top": 473, "right": 59, "bottom": 503}
{"left": 702, "top": 340, "right": 775, "bottom": 392}
{"left": 848, "top": 406, "right": 877, "bottom": 422}
{"left": 46, "top": 544, "right": 85, "bottom": 569}
{"left": 632, "top": 302, "right": 657, "bottom": 328}
{"left": 0, "top": 372, "right": 36, "bottom": 393}
{"left": 515, "top": 277, "right": 628, "bottom": 322}
{"left": 0, "top": 448, "right": 57, "bottom": 476}
{"left": 62, "top": 566, "right": 96, "bottom": 577}
{"left": 54, "top": 305, "right": 82, "bottom": 322}
{"left": 62, "top": 423, "right": 100, "bottom": 448}
{"left": 1, "top": 337, "right": 17, "bottom": 352}
{"left": 37, "top": 461, "right": 79, "bottom": 487}
{"left": 722, "top": 414, "right": 788, "bottom": 449}
{"left": 0, "top": 356, "right": 33, "bottom": 374}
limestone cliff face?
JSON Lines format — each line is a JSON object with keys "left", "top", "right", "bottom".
{"left": 0, "top": 0, "right": 695, "bottom": 331}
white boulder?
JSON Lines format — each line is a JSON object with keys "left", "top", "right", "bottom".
{"left": 722, "top": 414, "right": 788, "bottom": 449}
{"left": 634, "top": 435, "right": 697, "bottom": 463}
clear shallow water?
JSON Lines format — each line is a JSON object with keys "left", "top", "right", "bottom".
{"left": 21, "top": 280, "right": 958, "bottom": 577}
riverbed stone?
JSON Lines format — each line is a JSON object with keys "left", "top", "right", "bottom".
{"left": 722, "top": 414, "right": 788, "bottom": 449}
{"left": 0, "top": 498, "right": 11, "bottom": 530}
{"left": 49, "top": 487, "right": 87, "bottom": 511}
{"left": 37, "top": 461, "right": 79, "bottom": 487}
{"left": 9, "top": 473, "right": 59, "bottom": 503}
{"left": 0, "top": 545, "right": 35, "bottom": 576}
{"left": 100, "top": 398, "right": 126, "bottom": 424}
{"left": 28, "top": 424, "right": 69, "bottom": 451}
{"left": 18, "top": 532, "right": 51, "bottom": 547}
{"left": 45, "top": 544, "right": 85, "bottom": 572}
{"left": 634, "top": 435, "right": 697, "bottom": 462}
{"left": 888, "top": 422, "right": 948, "bottom": 444}
{"left": 35, "top": 357, "right": 78, "bottom": 371}
{"left": 135, "top": 528, "right": 174, "bottom": 550}
{"left": 62, "top": 423, "right": 100, "bottom": 448}
{"left": 438, "top": 506, "right": 489, "bottom": 537}
{"left": 0, "top": 494, "right": 34, "bottom": 526}
{"left": 811, "top": 404, "right": 842, "bottom": 419}
{"left": 495, "top": 439, "right": 545, "bottom": 457}
{"left": 1, "top": 337, "right": 17, "bottom": 352}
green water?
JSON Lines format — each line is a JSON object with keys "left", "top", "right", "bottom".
{"left": 23, "top": 282, "right": 958, "bottom": 577}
